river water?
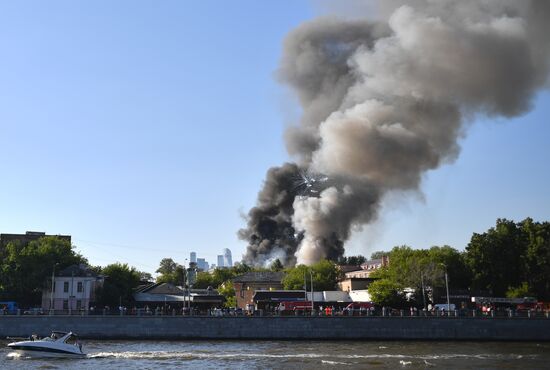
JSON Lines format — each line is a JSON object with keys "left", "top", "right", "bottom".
{"left": 1, "top": 339, "right": 549, "bottom": 369}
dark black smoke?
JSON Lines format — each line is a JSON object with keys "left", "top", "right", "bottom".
{"left": 239, "top": 163, "right": 302, "bottom": 266}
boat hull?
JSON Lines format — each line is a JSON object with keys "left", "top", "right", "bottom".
{"left": 7, "top": 344, "right": 85, "bottom": 358}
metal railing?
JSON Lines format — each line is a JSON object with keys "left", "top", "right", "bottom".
{"left": 1, "top": 307, "right": 549, "bottom": 319}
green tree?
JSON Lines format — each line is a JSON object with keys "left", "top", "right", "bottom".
{"left": 282, "top": 259, "right": 338, "bottom": 291}
{"left": 139, "top": 271, "right": 154, "bottom": 282}
{"left": 282, "top": 264, "right": 310, "bottom": 290}
{"left": 218, "top": 281, "right": 236, "bottom": 308}
{"left": 211, "top": 268, "right": 237, "bottom": 287}
{"left": 465, "top": 219, "right": 526, "bottom": 296}
{"left": 521, "top": 218, "right": 550, "bottom": 300}
{"left": 156, "top": 258, "right": 179, "bottom": 275}
{"left": 269, "top": 259, "right": 284, "bottom": 272}
{"left": 0, "top": 236, "right": 87, "bottom": 305}
{"left": 156, "top": 258, "right": 184, "bottom": 284}
{"left": 338, "top": 255, "right": 367, "bottom": 265}
{"left": 232, "top": 262, "right": 253, "bottom": 275}
{"left": 192, "top": 271, "right": 214, "bottom": 289}
{"left": 506, "top": 282, "right": 533, "bottom": 299}
{"left": 367, "top": 279, "right": 406, "bottom": 307}
{"left": 96, "top": 263, "right": 141, "bottom": 307}
{"left": 370, "top": 251, "right": 389, "bottom": 260}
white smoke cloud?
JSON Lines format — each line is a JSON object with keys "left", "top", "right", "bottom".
{"left": 242, "top": 0, "right": 550, "bottom": 266}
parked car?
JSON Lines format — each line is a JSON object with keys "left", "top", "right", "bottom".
{"left": 23, "top": 308, "right": 44, "bottom": 315}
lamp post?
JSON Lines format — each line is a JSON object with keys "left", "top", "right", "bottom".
{"left": 421, "top": 272, "right": 427, "bottom": 311}
{"left": 310, "top": 269, "right": 314, "bottom": 311}
{"left": 303, "top": 271, "right": 307, "bottom": 303}
{"left": 440, "top": 263, "right": 450, "bottom": 312}
{"left": 50, "top": 263, "right": 59, "bottom": 315}
{"left": 183, "top": 259, "right": 188, "bottom": 315}
{"left": 186, "top": 263, "right": 196, "bottom": 313}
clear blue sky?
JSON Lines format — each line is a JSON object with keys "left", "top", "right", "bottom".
{"left": 1, "top": 1, "right": 549, "bottom": 275}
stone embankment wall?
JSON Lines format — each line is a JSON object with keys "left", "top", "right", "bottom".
{"left": 1, "top": 316, "right": 549, "bottom": 341}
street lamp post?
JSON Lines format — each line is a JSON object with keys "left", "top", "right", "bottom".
{"left": 421, "top": 272, "right": 427, "bottom": 311}
{"left": 183, "top": 259, "right": 188, "bottom": 315}
{"left": 50, "top": 263, "right": 59, "bottom": 315}
{"left": 445, "top": 270, "right": 450, "bottom": 312}
{"left": 310, "top": 270, "right": 314, "bottom": 311}
{"left": 303, "top": 271, "right": 307, "bottom": 303}
{"left": 440, "top": 263, "right": 451, "bottom": 313}
{"left": 186, "top": 263, "right": 196, "bottom": 314}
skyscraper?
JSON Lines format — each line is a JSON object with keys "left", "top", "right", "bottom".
{"left": 217, "top": 255, "right": 224, "bottom": 268}
{"left": 190, "top": 252, "right": 197, "bottom": 264}
{"left": 223, "top": 248, "right": 232, "bottom": 267}
{"left": 196, "top": 258, "right": 208, "bottom": 271}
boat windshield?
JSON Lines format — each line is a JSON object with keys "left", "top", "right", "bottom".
{"left": 64, "top": 334, "right": 78, "bottom": 345}
{"left": 50, "top": 331, "right": 67, "bottom": 341}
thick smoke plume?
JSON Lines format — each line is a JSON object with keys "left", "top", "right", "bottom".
{"left": 240, "top": 0, "right": 550, "bottom": 266}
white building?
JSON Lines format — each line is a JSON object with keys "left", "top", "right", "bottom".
{"left": 190, "top": 252, "right": 197, "bottom": 264}
{"left": 41, "top": 264, "right": 104, "bottom": 312}
{"left": 217, "top": 255, "right": 224, "bottom": 268}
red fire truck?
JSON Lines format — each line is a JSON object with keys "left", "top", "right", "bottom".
{"left": 277, "top": 301, "right": 313, "bottom": 314}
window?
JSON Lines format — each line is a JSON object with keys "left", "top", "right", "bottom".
{"left": 76, "top": 300, "right": 82, "bottom": 310}
{"left": 240, "top": 290, "right": 245, "bottom": 298}
{"left": 63, "top": 282, "right": 69, "bottom": 293}
{"left": 77, "top": 282, "right": 83, "bottom": 293}
{"left": 63, "top": 300, "right": 68, "bottom": 310}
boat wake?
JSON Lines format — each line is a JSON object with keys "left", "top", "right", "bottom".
{"left": 86, "top": 351, "right": 536, "bottom": 362}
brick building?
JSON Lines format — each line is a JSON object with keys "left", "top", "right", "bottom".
{"left": 232, "top": 272, "right": 285, "bottom": 309}
{"left": 0, "top": 231, "right": 71, "bottom": 253}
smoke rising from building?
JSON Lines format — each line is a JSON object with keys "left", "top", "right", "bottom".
{"left": 240, "top": 0, "right": 550, "bottom": 266}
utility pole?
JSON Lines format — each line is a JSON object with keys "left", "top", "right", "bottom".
{"left": 445, "top": 270, "right": 450, "bottom": 312}
{"left": 69, "top": 270, "right": 74, "bottom": 316}
{"left": 421, "top": 272, "right": 426, "bottom": 311}
{"left": 183, "top": 259, "right": 187, "bottom": 315}
{"left": 439, "top": 263, "right": 451, "bottom": 313}
{"left": 310, "top": 270, "right": 314, "bottom": 311}
{"left": 50, "top": 263, "right": 58, "bottom": 314}
{"left": 303, "top": 271, "right": 307, "bottom": 303}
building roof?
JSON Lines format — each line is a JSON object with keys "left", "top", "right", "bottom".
{"left": 133, "top": 282, "right": 224, "bottom": 304}
{"left": 232, "top": 271, "right": 285, "bottom": 283}
{"left": 338, "top": 265, "right": 363, "bottom": 274}
{"left": 57, "top": 264, "right": 99, "bottom": 278}
{"left": 136, "top": 283, "right": 183, "bottom": 295}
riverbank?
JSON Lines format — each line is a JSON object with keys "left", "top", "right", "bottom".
{"left": 2, "top": 316, "right": 550, "bottom": 341}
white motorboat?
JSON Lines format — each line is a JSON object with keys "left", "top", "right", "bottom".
{"left": 7, "top": 331, "right": 85, "bottom": 358}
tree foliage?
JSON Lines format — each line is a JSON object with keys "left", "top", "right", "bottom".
{"left": 155, "top": 258, "right": 185, "bottom": 285}
{"left": 95, "top": 263, "right": 141, "bottom": 307}
{"left": 368, "top": 245, "right": 470, "bottom": 307}
{"left": 371, "top": 245, "right": 470, "bottom": 290}
{"left": 269, "top": 259, "right": 284, "bottom": 272}
{"left": 370, "top": 251, "right": 389, "bottom": 260}
{"left": 282, "top": 259, "right": 338, "bottom": 291}
{"left": 506, "top": 282, "right": 532, "bottom": 299}
{"left": 367, "top": 279, "right": 406, "bottom": 308}
{"left": 338, "top": 255, "right": 367, "bottom": 265}
{"left": 466, "top": 218, "right": 550, "bottom": 299}
{"left": 218, "top": 281, "right": 236, "bottom": 308}
{"left": 0, "top": 236, "right": 87, "bottom": 306}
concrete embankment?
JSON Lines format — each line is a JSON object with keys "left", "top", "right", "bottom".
{"left": 1, "top": 316, "right": 549, "bottom": 341}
